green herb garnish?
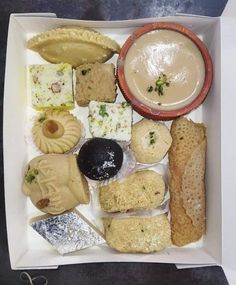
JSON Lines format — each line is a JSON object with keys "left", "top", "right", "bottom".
{"left": 38, "top": 117, "right": 46, "bottom": 123}
{"left": 99, "top": 105, "right": 109, "bottom": 117}
{"left": 149, "top": 131, "right": 157, "bottom": 145}
{"left": 25, "top": 168, "right": 39, "bottom": 184}
{"left": 155, "top": 73, "right": 170, "bottom": 96}
{"left": 121, "top": 102, "right": 130, "bottom": 108}
{"left": 147, "top": 86, "right": 153, "bottom": 92}
{"left": 81, "top": 68, "right": 91, "bottom": 76}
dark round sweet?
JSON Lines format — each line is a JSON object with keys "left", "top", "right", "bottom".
{"left": 77, "top": 138, "right": 123, "bottom": 181}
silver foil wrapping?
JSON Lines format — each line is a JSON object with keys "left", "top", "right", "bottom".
{"left": 31, "top": 211, "right": 105, "bottom": 254}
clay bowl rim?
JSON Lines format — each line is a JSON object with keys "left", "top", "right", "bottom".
{"left": 117, "top": 22, "right": 213, "bottom": 120}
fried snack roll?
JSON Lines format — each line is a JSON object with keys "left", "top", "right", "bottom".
{"left": 168, "top": 117, "right": 206, "bottom": 246}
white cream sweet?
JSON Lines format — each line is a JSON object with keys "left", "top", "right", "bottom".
{"left": 124, "top": 30, "right": 205, "bottom": 111}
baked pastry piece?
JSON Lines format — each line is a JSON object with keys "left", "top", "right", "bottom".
{"left": 27, "top": 27, "right": 120, "bottom": 67}
{"left": 28, "top": 63, "right": 74, "bottom": 110}
{"left": 22, "top": 154, "right": 90, "bottom": 215}
{"left": 103, "top": 215, "right": 171, "bottom": 253}
{"left": 99, "top": 170, "right": 165, "bottom": 212}
{"left": 75, "top": 63, "right": 116, "bottom": 106}
{"left": 131, "top": 119, "right": 172, "bottom": 164}
{"left": 168, "top": 117, "right": 206, "bottom": 246}
{"left": 32, "top": 110, "right": 83, "bottom": 154}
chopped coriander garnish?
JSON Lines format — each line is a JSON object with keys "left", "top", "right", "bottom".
{"left": 25, "top": 168, "right": 39, "bottom": 184}
{"left": 149, "top": 131, "right": 157, "bottom": 145}
{"left": 81, "top": 68, "right": 91, "bottom": 76}
{"left": 147, "top": 86, "right": 153, "bottom": 92}
{"left": 99, "top": 105, "right": 109, "bottom": 117}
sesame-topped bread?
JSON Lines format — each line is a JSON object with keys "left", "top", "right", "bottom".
{"left": 75, "top": 63, "right": 116, "bottom": 106}
{"left": 99, "top": 170, "right": 165, "bottom": 213}
{"left": 103, "top": 215, "right": 171, "bottom": 253}
{"left": 168, "top": 117, "right": 206, "bottom": 246}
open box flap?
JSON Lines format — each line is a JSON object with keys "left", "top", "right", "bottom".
{"left": 220, "top": 16, "right": 236, "bottom": 273}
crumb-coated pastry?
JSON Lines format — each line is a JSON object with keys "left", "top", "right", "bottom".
{"left": 78, "top": 138, "right": 123, "bottom": 181}
{"left": 131, "top": 119, "right": 172, "bottom": 163}
{"left": 103, "top": 215, "right": 171, "bottom": 253}
{"left": 27, "top": 27, "right": 120, "bottom": 67}
{"left": 75, "top": 63, "right": 116, "bottom": 106}
{"left": 28, "top": 63, "right": 74, "bottom": 110}
{"left": 88, "top": 101, "right": 132, "bottom": 141}
{"left": 32, "top": 110, "right": 83, "bottom": 154}
{"left": 22, "top": 154, "right": 90, "bottom": 215}
{"left": 99, "top": 170, "right": 165, "bottom": 212}
{"left": 168, "top": 117, "right": 206, "bottom": 246}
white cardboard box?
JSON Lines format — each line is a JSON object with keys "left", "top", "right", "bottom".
{"left": 3, "top": 13, "right": 236, "bottom": 275}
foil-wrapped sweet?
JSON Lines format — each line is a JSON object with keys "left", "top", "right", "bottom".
{"left": 31, "top": 211, "right": 105, "bottom": 254}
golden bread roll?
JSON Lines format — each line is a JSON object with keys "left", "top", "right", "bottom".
{"left": 99, "top": 170, "right": 165, "bottom": 213}
{"left": 103, "top": 215, "right": 171, "bottom": 253}
{"left": 168, "top": 117, "right": 206, "bottom": 246}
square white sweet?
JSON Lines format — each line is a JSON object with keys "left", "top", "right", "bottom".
{"left": 88, "top": 101, "right": 132, "bottom": 141}
{"left": 28, "top": 63, "right": 74, "bottom": 110}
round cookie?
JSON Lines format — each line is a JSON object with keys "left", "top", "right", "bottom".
{"left": 32, "top": 110, "right": 83, "bottom": 153}
{"left": 130, "top": 119, "right": 172, "bottom": 163}
{"left": 22, "top": 154, "right": 90, "bottom": 215}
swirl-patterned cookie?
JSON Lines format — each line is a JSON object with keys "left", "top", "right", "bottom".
{"left": 32, "top": 110, "right": 83, "bottom": 153}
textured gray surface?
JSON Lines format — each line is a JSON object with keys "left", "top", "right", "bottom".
{"left": 0, "top": 0, "right": 229, "bottom": 284}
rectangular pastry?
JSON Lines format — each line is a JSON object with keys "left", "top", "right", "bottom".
{"left": 28, "top": 63, "right": 74, "bottom": 110}
{"left": 75, "top": 62, "right": 116, "bottom": 106}
{"left": 103, "top": 215, "right": 171, "bottom": 253}
{"left": 88, "top": 101, "right": 132, "bottom": 141}
{"left": 99, "top": 170, "right": 165, "bottom": 213}
{"left": 168, "top": 117, "right": 206, "bottom": 246}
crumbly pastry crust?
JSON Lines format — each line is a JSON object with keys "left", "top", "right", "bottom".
{"left": 168, "top": 117, "right": 206, "bottom": 246}
{"left": 32, "top": 109, "right": 82, "bottom": 154}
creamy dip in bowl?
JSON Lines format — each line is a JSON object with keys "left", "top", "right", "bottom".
{"left": 117, "top": 22, "right": 213, "bottom": 120}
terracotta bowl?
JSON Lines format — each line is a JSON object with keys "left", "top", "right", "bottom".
{"left": 117, "top": 22, "right": 213, "bottom": 120}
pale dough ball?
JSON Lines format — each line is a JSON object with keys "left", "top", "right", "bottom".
{"left": 131, "top": 119, "right": 172, "bottom": 163}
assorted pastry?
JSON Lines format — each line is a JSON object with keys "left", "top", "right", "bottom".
{"left": 23, "top": 154, "right": 90, "bottom": 215}
{"left": 32, "top": 110, "right": 83, "bottom": 154}
{"left": 22, "top": 23, "right": 208, "bottom": 255}
{"left": 99, "top": 170, "right": 165, "bottom": 213}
